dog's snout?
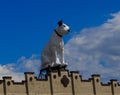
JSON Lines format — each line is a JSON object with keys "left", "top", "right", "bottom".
{"left": 68, "top": 29, "right": 70, "bottom": 32}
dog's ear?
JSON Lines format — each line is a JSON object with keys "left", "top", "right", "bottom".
{"left": 58, "top": 20, "right": 63, "bottom": 26}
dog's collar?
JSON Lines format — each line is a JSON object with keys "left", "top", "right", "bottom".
{"left": 54, "top": 30, "right": 62, "bottom": 37}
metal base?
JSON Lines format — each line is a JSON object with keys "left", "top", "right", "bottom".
{"left": 38, "top": 65, "right": 67, "bottom": 79}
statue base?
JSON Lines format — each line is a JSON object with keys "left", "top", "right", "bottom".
{"left": 38, "top": 65, "right": 67, "bottom": 79}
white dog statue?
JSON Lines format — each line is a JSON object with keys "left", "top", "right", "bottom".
{"left": 41, "top": 21, "right": 70, "bottom": 70}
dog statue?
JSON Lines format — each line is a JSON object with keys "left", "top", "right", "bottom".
{"left": 41, "top": 21, "right": 70, "bottom": 71}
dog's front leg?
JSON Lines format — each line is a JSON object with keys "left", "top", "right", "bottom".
{"left": 51, "top": 47, "right": 61, "bottom": 67}
{"left": 61, "top": 48, "right": 68, "bottom": 65}
{"left": 55, "top": 50, "right": 61, "bottom": 65}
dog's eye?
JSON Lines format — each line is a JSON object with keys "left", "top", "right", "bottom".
{"left": 63, "top": 25, "right": 66, "bottom": 27}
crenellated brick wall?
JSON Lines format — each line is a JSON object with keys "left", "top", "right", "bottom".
{"left": 0, "top": 70, "right": 119, "bottom": 95}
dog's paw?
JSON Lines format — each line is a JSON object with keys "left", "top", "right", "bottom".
{"left": 62, "top": 62, "right": 68, "bottom": 66}
{"left": 60, "top": 63, "right": 68, "bottom": 68}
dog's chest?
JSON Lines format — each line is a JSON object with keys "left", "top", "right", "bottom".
{"left": 53, "top": 37, "right": 63, "bottom": 46}
{"left": 50, "top": 32, "right": 63, "bottom": 47}
{"left": 58, "top": 39, "right": 63, "bottom": 47}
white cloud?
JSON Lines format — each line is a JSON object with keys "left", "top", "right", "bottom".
{"left": 15, "top": 54, "right": 40, "bottom": 73}
{"left": 0, "top": 64, "right": 25, "bottom": 81}
{"left": 65, "top": 11, "right": 120, "bottom": 82}
{"left": 0, "top": 54, "right": 40, "bottom": 81}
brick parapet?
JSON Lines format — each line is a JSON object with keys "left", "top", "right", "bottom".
{"left": 0, "top": 70, "right": 119, "bottom": 95}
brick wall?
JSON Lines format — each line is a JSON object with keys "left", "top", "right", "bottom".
{"left": 0, "top": 70, "right": 119, "bottom": 95}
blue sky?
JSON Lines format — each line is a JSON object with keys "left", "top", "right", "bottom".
{"left": 0, "top": 0, "right": 120, "bottom": 82}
